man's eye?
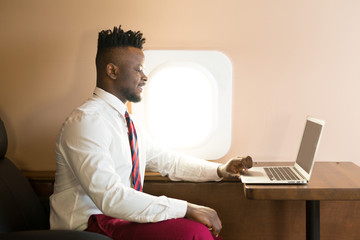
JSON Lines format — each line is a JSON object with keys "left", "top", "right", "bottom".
{"left": 136, "top": 66, "right": 143, "bottom": 72}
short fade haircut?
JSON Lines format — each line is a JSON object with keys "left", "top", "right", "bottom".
{"left": 97, "top": 25, "right": 146, "bottom": 52}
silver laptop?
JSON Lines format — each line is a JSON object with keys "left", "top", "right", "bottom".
{"left": 241, "top": 116, "right": 325, "bottom": 184}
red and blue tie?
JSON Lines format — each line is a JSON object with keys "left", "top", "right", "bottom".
{"left": 125, "top": 111, "right": 142, "bottom": 192}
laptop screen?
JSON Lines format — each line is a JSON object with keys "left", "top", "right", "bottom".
{"left": 296, "top": 120, "right": 323, "bottom": 173}
{"left": 296, "top": 119, "right": 323, "bottom": 173}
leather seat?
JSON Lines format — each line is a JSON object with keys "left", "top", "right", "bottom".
{"left": 0, "top": 118, "right": 110, "bottom": 239}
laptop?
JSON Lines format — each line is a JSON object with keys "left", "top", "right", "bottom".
{"left": 240, "top": 116, "right": 325, "bottom": 184}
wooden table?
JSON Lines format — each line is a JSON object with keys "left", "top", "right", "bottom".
{"left": 243, "top": 162, "right": 360, "bottom": 240}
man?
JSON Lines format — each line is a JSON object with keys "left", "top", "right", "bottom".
{"left": 50, "top": 25, "right": 252, "bottom": 240}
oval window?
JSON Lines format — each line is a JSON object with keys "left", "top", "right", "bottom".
{"left": 144, "top": 61, "right": 217, "bottom": 149}
{"left": 132, "top": 50, "right": 232, "bottom": 160}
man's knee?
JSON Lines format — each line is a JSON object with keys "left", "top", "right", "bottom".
{"left": 170, "top": 218, "right": 213, "bottom": 240}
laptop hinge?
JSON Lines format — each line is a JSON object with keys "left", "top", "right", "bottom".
{"left": 293, "top": 167, "right": 305, "bottom": 179}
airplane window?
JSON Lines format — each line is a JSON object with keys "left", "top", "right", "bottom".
{"left": 132, "top": 50, "right": 232, "bottom": 160}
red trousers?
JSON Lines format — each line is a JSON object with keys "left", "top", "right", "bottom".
{"left": 86, "top": 214, "right": 223, "bottom": 240}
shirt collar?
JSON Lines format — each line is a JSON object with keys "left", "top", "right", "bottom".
{"left": 93, "top": 87, "right": 127, "bottom": 116}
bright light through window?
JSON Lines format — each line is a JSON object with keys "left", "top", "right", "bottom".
{"left": 132, "top": 50, "right": 232, "bottom": 160}
{"left": 145, "top": 62, "right": 217, "bottom": 149}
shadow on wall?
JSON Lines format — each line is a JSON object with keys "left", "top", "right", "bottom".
{"left": 3, "top": 30, "right": 98, "bottom": 170}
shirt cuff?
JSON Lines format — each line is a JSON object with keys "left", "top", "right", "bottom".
{"left": 167, "top": 198, "right": 188, "bottom": 219}
{"left": 203, "top": 161, "right": 223, "bottom": 182}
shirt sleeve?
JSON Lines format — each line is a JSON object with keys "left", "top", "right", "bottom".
{"left": 139, "top": 123, "right": 223, "bottom": 182}
{"left": 58, "top": 112, "right": 187, "bottom": 223}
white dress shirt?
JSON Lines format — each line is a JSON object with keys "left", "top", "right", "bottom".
{"left": 50, "top": 87, "right": 222, "bottom": 230}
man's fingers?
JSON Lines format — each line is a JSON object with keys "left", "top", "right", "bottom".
{"left": 243, "top": 156, "right": 253, "bottom": 168}
{"left": 219, "top": 156, "right": 253, "bottom": 178}
{"left": 209, "top": 218, "right": 222, "bottom": 237}
{"left": 185, "top": 203, "right": 222, "bottom": 237}
{"left": 229, "top": 157, "right": 252, "bottom": 172}
{"left": 234, "top": 156, "right": 253, "bottom": 169}
{"left": 207, "top": 207, "right": 222, "bottom": 236}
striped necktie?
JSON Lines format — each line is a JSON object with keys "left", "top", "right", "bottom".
{"left": 124, "top": 111, "right": 142, "bottom": 192}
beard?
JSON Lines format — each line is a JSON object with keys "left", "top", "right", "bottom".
{"left": 124, "top": 90, "right": 142, "bottom": 103}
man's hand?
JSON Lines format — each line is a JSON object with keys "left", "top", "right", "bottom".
{"left": 217, "top": 156, "right": 253, "bottom": 179}
{"left": 185, "top": 203, "right": 222, "bottom": 237}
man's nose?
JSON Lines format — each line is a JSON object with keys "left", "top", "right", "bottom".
{"left": 142, "top": 72, "right": 148, "bottom": 81}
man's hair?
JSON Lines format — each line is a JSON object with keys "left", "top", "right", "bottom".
{"left": 97, "top": 25, "right": 146, "bottom": 52}
{"left": 95, "top": 25, "right": 146, "bottom": 77}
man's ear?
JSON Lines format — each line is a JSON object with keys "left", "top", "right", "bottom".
{"left": 106, "top": 63, "right": 118, "bottom": 80}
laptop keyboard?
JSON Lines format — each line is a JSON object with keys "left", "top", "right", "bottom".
{"left": 264, "top": 167, "right": 300, "bottom": 181}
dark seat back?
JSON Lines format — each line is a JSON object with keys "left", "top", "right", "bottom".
{"left": 0, "top": 118, "right": 49, "bottom": 233}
